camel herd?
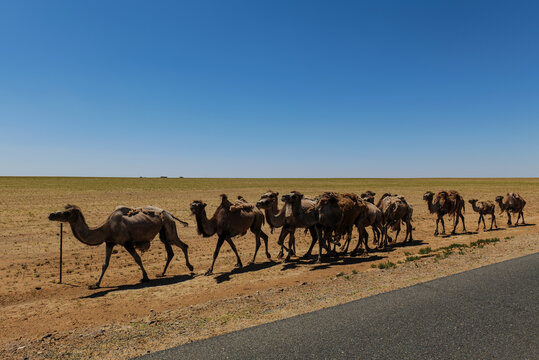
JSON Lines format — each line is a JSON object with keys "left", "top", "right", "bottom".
{"left": 48, "top": 191, "right": 527, "bottom": 289}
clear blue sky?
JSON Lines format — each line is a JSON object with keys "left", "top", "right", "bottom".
{"left": 1, "top": 0, "right": 538, "bottom": 177}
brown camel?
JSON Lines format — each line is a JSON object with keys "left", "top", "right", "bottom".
{"left": 315, "top": 192, "right": 370, "bottom": 256}
{"left": 495, "top": 193, "right": 526, "bottom": 226}
{"left": 468, "top": 199, "right": 497, "bottom": 232}
{"left": 376, "top": 194, "right": 413, "bottom": 248}
{"left": 359, "top": 191, "right": 382, "bottom": 246}
{"left": 423, "top": 190, "right": 466, "bottom": 235}
{"left": 256, "top": 191, "right": 294, "bottom": 259}
{"left": 190, "top": 194, "right": 270, "bottom": 275}
{"left": 48, "top": 205, "right": 193, "bottom": 289}
{"left": 281, "top": 191, "right": 326, "bottom": 262}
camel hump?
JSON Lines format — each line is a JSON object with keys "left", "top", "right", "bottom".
{"left": 230, "top": 201, "right": 255, "bottom": 212}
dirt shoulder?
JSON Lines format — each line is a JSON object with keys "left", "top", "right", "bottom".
{"left": 3, "top": 233, "right": 537, "bottom": 360}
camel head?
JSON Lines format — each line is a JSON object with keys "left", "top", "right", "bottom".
{"left": 468, "top": 199, "right": 478, "bottom": 205}
{"left": 189, "top": 200, "right": 207, "bottom": 215}
{"left": 48, "top": 204, "right": 82, "bottom": 222}
{"left": 282, "top": 191, "right": 303, "bottom": 204}
{"left": 316, "top": 193, "right": 339, "bottom": 209}
{"left": 360, "top": 192, "right": 375, "bottom": 204}
{"left": 256, "top": 190, "right": 279, "bottom": 209}
{"left": 495, "top": 195, "right": 504, "bottom": 203}
{"left": 423, "top": 191, "right": 435, "bottom": 201}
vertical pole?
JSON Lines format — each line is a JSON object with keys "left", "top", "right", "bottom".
{"left": 59, "top": 223, "right": 63, "bottom": 284}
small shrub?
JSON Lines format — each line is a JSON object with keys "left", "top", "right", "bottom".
{"left": 405, "top": 255, "right": 420, "bottom": 262}
{"left": 352, "top": 270, "right": 358, "bottom": 275}
{"left": 377, "top": 261, "right": 396, "bottom": 270}
{"left": 419, "top": 247, "right": 433, "bottom": 255}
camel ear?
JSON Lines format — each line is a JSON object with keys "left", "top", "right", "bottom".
{"left": 202, "top": 203, "right": 207, "bottom": 208}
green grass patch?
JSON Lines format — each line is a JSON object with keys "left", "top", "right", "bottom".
{"left": 470, "top": 238, "right": 500, "bottom": 247}
{"left": 405, "top": 255, "right": 421, "bottom": 262}
{"left": 419, "top": 247, "right": 433, "bottom": 255}
{"left": 377, "top": 261, "right": 396, "bottom": 270}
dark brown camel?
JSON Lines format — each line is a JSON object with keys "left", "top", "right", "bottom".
{"left": 495, "top": 193, "right": 526, "bottom": 226}
{"left": 423, "top": 190, "right": 466, "bottom": 235}
{"left": 190, "top": 194, "right": 270, "bottom": 275}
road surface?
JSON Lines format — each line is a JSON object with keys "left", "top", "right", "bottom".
{"left": 138, "top": 253, "right": 538, "bottom": 359}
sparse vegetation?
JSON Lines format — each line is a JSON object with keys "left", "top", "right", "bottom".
{"left": 377, "top": 261, "right": 396, "bottom": 269}
{"left": 419, "top": 247, "right": 433, "bottom": 255}
{"left": 405, "top": 255, "right": 421, "bottom": 262}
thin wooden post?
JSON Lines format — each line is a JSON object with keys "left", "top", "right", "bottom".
{"left": 59, "top": 223, "right": 63, "bottom": 284}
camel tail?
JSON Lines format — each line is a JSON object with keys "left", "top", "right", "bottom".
{"left": 167, "top": 211, "right": 189, "bottom": 227}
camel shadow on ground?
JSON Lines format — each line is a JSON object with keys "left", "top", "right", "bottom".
{"left": 214, "top": 260, "right": 279, "bottom": 284}
{"left": 80, "top": 274, "right": 194, "bottom": 299}
{"left": 309, "top": 254, "right": 386, "bottom": 271}
{"left": 384, "top": 239, "right": 428, "bottom": 249}
{"left": 510, "top": 223, "right": 535, "bottom": 227}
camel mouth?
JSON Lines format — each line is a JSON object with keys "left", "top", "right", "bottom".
{"left": 256, "top": 200, "right": 268, "bottom": 208}
{"left": 48, "top": 212, "right": 62, "bottom": 221}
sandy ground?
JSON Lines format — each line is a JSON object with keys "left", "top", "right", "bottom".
{"left": 0, "top": 177, "right": 537, "bottom": 359}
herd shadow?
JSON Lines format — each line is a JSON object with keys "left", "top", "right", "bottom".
{"left": 214, "top": 260, "right": 279, "bottom": 284}
{"left": 80, "top": 273, "right": 194, "bottom": 299}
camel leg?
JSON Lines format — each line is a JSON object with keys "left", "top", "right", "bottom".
{"left": 89, "top": 242, "right": 114, "bottom": 289}
{"left": 276, "top": 227, "right": 290, "bottom": 259}
{"left": 476, "top": 215, "right": 481, "bottom": 232}
{"left": 167, "top": 230, "right": 194, "bottom": 273}
{"left": 481, "top": 214, "right": 487, "bottom": 231}
{"left": 259, "top": 230, "right": 271, "bottom": 260}
{"left": 451, "top": 213, "right": 459, "bottom": 235}
{"left": 514, "top": 212, "right": 521, "bottom": 226}
{"left": 394, "top": 225, "right": 400, "bottom": 243}
{"left": 249, "top": 232, "right": 261, "bottom": 266}
{"left": 289, "top": 231, "right": 296, "bottom": 257}
{"left": 226, "top": 237, "right": 243, "bottom": 269}
{"left": 406, "top": 221, "right": 413, "bottom": 242}
{"left": 360, "top": 226, "right": 371, "bottom": 253}
{"left": 490, "top": 214, "right": 495, "bottom": 230}
{"left": 160, "top": 242, "right": 174, "bottom": 277}
{"left": 285, "top": 231, "right": 296, "bottom": 262}
{"left": 124, "top": 242, "right": 149, "bottom": 283}
{"left": 315, "top": 227, "right": 326, "bottom": 263}
{"left": 520, "top": 211, "right": 525, "bottom": 225}
{"left": 460, "top": 212, "right": 467, "bottom": 233}
{"left": 206, "top": 234, "right": 226, "bottom": 276}
{"left": 506, "top": 211, "right": 512, "bottom": 226}
{"left": 303, "top": 226, "right": 318, "bottom": 259}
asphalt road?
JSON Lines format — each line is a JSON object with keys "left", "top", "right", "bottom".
{"left": 137, "top": 253, "right": 538, "bottom": 360}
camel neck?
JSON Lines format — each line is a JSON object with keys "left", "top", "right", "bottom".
{"left": 264, "top": 203, "right": 286, "bottom": 228}
{"left": 68, "top": 212, "right": 107, "bottom": 246}
{"left": 195, "top": 210, "right": 217, "bottom": 237}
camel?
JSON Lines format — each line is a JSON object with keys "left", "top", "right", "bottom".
{"left": 190, "top": 194, "right": 270, "bottom": 275}
{"left": 48, "top": 205, "right": 193, "bottom": 289}
{"left": 423, "top": 190, "right": 466, "bottom": 235}
{"left": 281, "top": 191, "right": 326, "bottom": 262}
{"left": 376, "top": 194, "right": 413, "bottom": 248}
{"left": 315, "top": 192, "right": 370, "bottom": 256}
{"left": 359, "top": 191, "right": 382, "bottom": 246}
{"left": 256, "top": 191, "right": 320, "bottom": 261}
{"left": 468, "top": 199, "right": 497, "bottom": 232}
{"left": 495, "top": 193, "right": 526, "bottom": 226}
